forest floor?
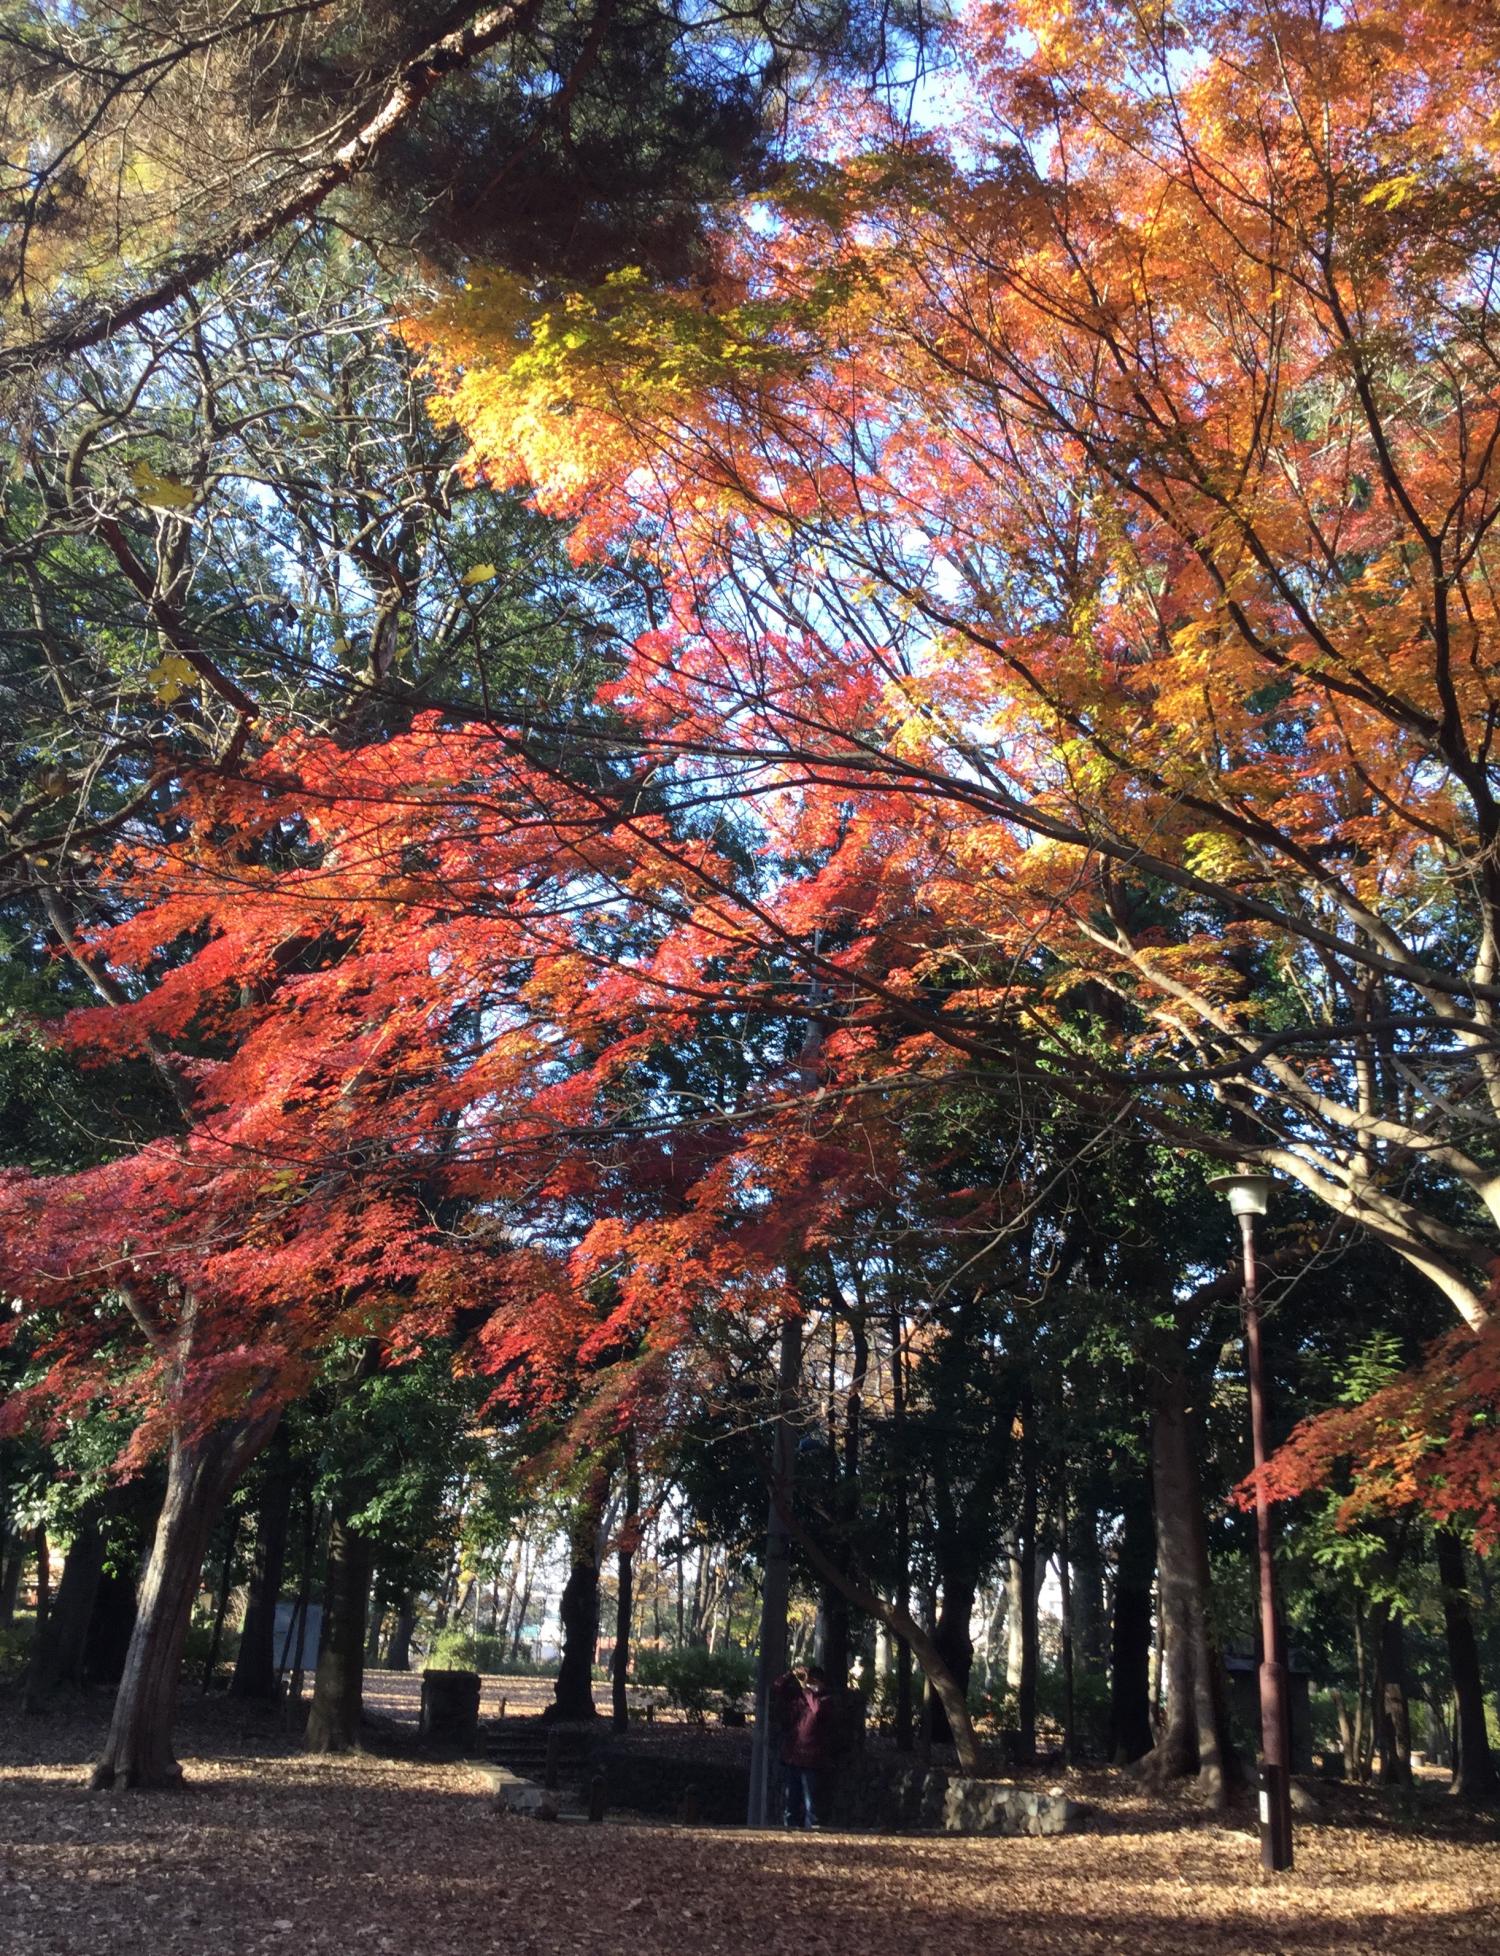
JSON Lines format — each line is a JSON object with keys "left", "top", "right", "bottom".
{"left": 3, "top": 1680, "right": 1498, "bottom": 1956}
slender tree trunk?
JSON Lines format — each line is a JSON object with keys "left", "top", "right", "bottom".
{"left": 891, "top": 1305, "right": 914, "bottom": 1753}
{"left": 1146, "top": 1361, "right": 1238, "bottom": 1807}
{"left": 92, "top": 1410, "right": 274, "bottom": 1789}
{"left": 34, "top": 1526, "right": 50, "bottom": 1638}
{"left": 283, "top": 1497, "right": 319, "bottom": 1711}
{"left": 199, "top": 1511, "right": 240, "bottom": 1689}
{"left": 25, "top": 1504, "right": 106, "bottom": 1704}
{"left": 1069, "top": 1494, "right": 1108, "bottom": 1669}
{"left": 1058, "top": 1517, "right": 1076, "bottom": 1766}
{"left": 1435, "top": 1529, "right": 1499, "bottom": 1801}
{"left": 0, "top": 1528, "right": 23, "bottom": 1625}
{"left": 231, "top": 1424, "right": 293, "bottom": 1700}
{"left": 508, "top": 1558, "right": 534, "bottom": 1665}
{"left": 1016, "top": 1405, "right": 1039, "bottom": 1765}
{"left": 1005, "top": 1548, "right": 1026, "bottom": 1692}
{"left": 305, "top": 1513, "right": 374, "bottom": 1754}
{"left": 612, "top": 1453, "right": 639, "bottom": 1735}
{"left": 1108, "top": 1467, "right": 1155, "bottom": 1763}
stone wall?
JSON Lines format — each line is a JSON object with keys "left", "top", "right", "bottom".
{"left": 837, "top": 1760, "right": 1090, "bottom": 1837}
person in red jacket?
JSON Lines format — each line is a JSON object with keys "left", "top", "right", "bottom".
{"left": 772, "top": 1663, "right": 836, "bottom": 1830}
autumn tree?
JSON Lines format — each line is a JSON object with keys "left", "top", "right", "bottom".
{"left": 411, "top": 0, "right": 1500, "bottom": 1335}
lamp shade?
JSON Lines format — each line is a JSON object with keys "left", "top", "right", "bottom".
{"left": 1207, "top": 1169, "right": 1274, "bottom": 1217}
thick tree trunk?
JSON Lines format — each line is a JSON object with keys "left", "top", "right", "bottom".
{"left": 1108, "top": 1467, "right": 1156, "bottom": 1764}
{"left": 305, "top": 1514, "right": 374, "bottom": 1754}
{"left": 231, "top": 1425, "right": 294, "bottom": 1699}
{"left": 1146, "top": 1362, "right": 1238, "bottom": 1807}
{"left": 84, "top": 1567, "right": 138, "bottom": 1687}
{"left": 548, "top": 1480, "right": 606, "bottom": 1722}
{"left": 1434, "top": 1529, "right": 1499, "bottom": 1802}
{"left": 927, "top": 1570, "right": 976, "bottom": 1749}
{"left": 92, "top": 1412, "right": 273, "bottom": 1789}
{"left": 1376, "top": 1610, "right": 1413, "bottom": 1788}
{"left": 25, "top": 1505, "right": 106, "bottom": 1703}
{"left": 383, "top": 1595, "right": 417, "bottom": 1672}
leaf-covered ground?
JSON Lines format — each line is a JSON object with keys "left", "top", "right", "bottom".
{"left": 3, "top": 1688, "right": 1497, "bottom": 1956}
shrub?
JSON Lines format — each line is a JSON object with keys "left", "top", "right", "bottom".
{"left": 422, "top": 1628, "right": 559, "bottom": 1676}
{"left": 633, "top": 1644, "right": 755, "bottom": 1721}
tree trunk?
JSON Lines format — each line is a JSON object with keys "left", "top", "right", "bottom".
{"left": 612, "top": 1453, "right": 639, "bottom": 1735}
{"left": 199, "top": 1512, "right": 240, "bottom": 1690}
{"left": 1434, "top": 1529, "right": 1499, "bottom": 1802}
{"left": 508, "top": 1560, "right": 533, "bottom": 1665}
{"left": 305, "top": 1512, "right": 374, "bottom": 1754}
{"left": 1107, "top": 1466, "right": 1155, "bottom": 1764}
{"left": 1069, "top": 1495, "right": 1108, "bottom": 1669}
{"left": 231, "top": 1425, "right": 294, "bottom": 1699}
{"left": 548, "top": 1478, "right": 606, "bottom": 1722}
{"left": 0, "top": 1528, "right": 23, "bottom": 1625}
{"left": 25, "top": 1504, "right": 106, "bottom": 1703}
{"left": 1146, "top": 1361, "right": 1238, "bottom": 1807}
{"left": 92, "top": 1411, "right": 274, "bottom": 1789}
{"left": 383, "top": 1595, "right": 417, "bottom": 1672}
{"left": 84, "top": 1567, "right": 139, "bottom": 1687}
{"left": 927, "top": 1569, "right": 976, "bottom": 1749}
{"left": 1016, "top": 1405, "right": 1039, "bottom": 1764}
{"left": 1005, "top": 1548, "right": 1026, "bottom": 1692}
{"left": 1376, "top": 1609, "right": 1413, "bottom": 1788}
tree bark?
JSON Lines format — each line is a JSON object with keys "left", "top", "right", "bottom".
{"left": 1376, "top": 1609, "right": 1413, "bottom": 1787}
{"left": 1146, "top": 1360, "right": 1238, "bottom": 1807}
{"left": 548, "top": 1478, "right": 606, "bottom": 1722}
{"left": 383, "top": 1595, "right": 417, "bottom": 1672}
{"left": 1016, "top": 1405, "right": 1040, "bottom": 1764}
{"left": 231, "top": 1425, "right": 294, "bottom": 1699}
{"left": 1434, "top": 1529, "right": 1499, "bottom": 1802}
{"left": 84, "top": 1567, "right": 138, "bottom": 1687}
{"left": 1107, "top": 1466, "right": 1156, "bottom": 1764}
{"left": 0, "top": 1528, "right": 23, "bottom": 1625}
{"left": 611, "top": 1453, "right": 639, "bottom": 1735}
{"left": 25, "top": 1504, "right": 106, "bottom": 1703}
{"left": 305, "top": 1512, "right": 374, "bottom": 1754}
{"left": 92, "top": 1411, "right": 274, "bottom": 1788}
{"left": 927, "top": 1569, "right": 977, "bottom": 1750}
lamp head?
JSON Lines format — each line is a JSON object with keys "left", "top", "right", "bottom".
{"left": 1207, "top": 1167, "right": 1274, "bottom": 1217}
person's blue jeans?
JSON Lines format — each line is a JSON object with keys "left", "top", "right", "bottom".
{"left": 782, "top": 1762, "right": 823, "bottom": 1829}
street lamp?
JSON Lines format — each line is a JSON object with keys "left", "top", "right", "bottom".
{"left": 1207, "top": 1166, "right": 1294, "bottom": 1873}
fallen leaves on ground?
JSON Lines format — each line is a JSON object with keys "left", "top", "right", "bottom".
{"left": 1, "top": 1689, "right": 1496, "bottom": 1956}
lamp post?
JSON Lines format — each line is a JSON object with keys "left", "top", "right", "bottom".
{"left": 1208, "top": 1166, "right": 1294, "bottom": 1873}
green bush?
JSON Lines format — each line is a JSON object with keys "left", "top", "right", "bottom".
{"left": 182, "top": 1618, "right": 240, "bottom": 1682}
{"left": 633, "top": 1644, "right": 755, "bottom": 1720}
{"left": 0, "top": 1619, "right": 34, "bottom": 1684}
{"left": 423, "top": 1628, "right": 559, "bottom": 1676}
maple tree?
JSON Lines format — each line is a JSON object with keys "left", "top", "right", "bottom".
{"left": 7, "top": 0, "right": 1500, "bottom": 1820}
{"left": 410, "top": 0, "right": 1500, "bottom": 1337}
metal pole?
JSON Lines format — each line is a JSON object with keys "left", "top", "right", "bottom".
{"left": 747, "top": 1316, "right": 802, "bottom": 1827}
{"left": 1241, "top": 1210, "right": 1294, "bottom": 1872}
